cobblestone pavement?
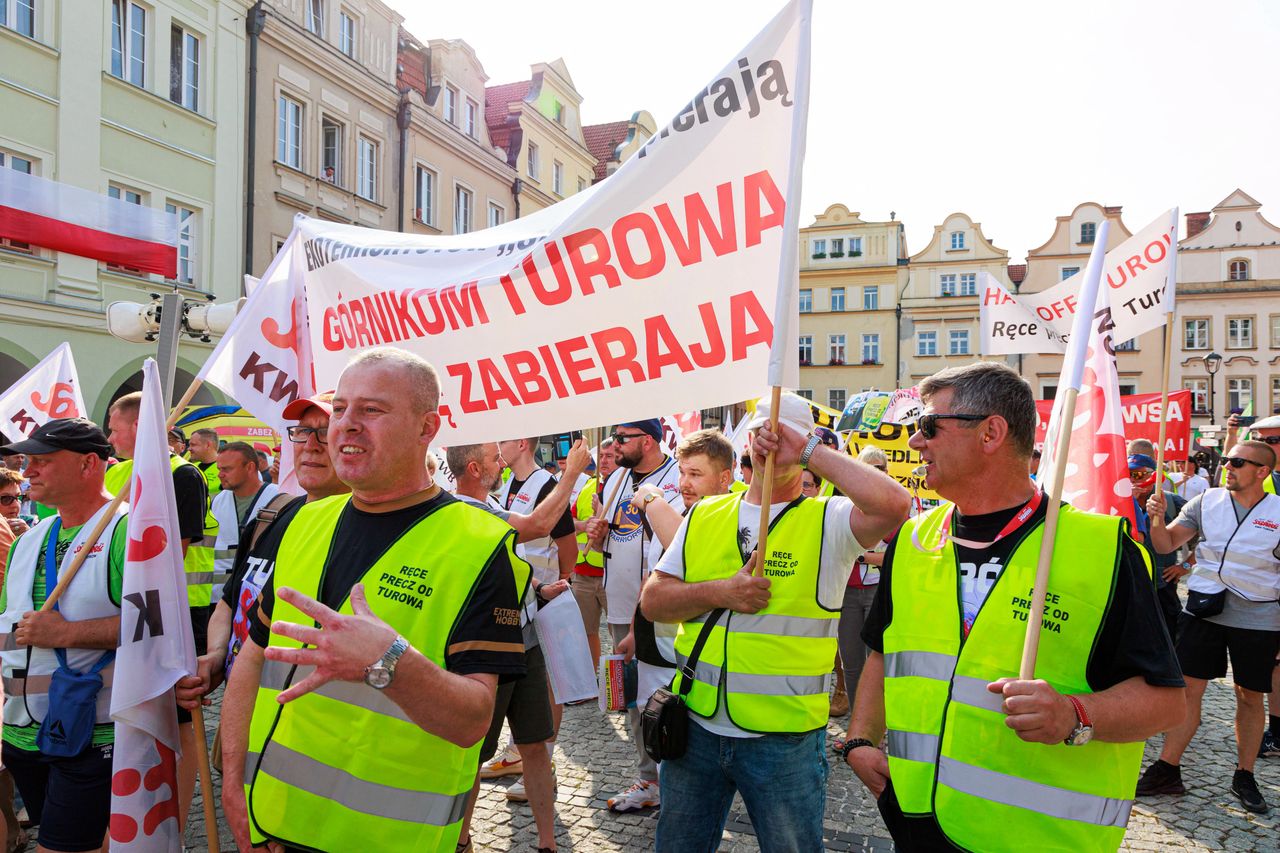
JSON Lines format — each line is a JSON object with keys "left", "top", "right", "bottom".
{"left": 185, "top": 665, "right": 1279, "bottom": 852}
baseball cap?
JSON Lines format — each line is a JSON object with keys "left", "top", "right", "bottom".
{"left": 1251, "top": 414, "right": 1280, "bottom": 431}
{"left": 747, "top": 392, "right": 816, "bottom": 437}
{"left": 282, "top": 391, "right": 335, "bottom": 421}
{"left": 169, "top": 426, "right": 186, "bottom": 442}
{"left": 1, "top": 418, "right": 112, "bottom": 459}
{"left": 618, "top": 419, "right": 663, "bottom": 442}
{"left": 1127, "top": 453, "right": 1157, "bottom": 472}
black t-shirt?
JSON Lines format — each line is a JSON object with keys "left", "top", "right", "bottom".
{"left": 247, "top": 492, "right": 526, "bottom": 681}
{"left": 503, "top": 475, "right": 575, "bottom": 540}
{"left": 172, "top": 460, "right": 208, "bottom": 544}
{"left": 863, "top": 499, "right": 1184, "bottom": 851}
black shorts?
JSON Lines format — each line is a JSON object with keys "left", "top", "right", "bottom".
{"left": 479, "top": 644, "right": 554, "bottom": 763}
{"left": 177, "top": 604, "right": 213, "bottom": 726}
{"left": 1176, "top": 612, "right": 1280, "bottom": 694}
{"left": 2, "top": 741, "right": 112, "bottom": 852}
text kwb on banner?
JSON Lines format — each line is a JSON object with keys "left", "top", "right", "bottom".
{"left": 0, "top": 342, "right": 87, "bottom": 443}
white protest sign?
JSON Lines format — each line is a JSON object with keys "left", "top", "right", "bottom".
{"left": 980, "top": 209, "right": 1177, "bottom": 355}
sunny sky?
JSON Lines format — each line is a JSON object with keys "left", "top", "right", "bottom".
{"left": 402, "top": 0, "right": 1280, "bottom": 263}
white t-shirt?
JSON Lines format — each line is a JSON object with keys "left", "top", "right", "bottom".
{"left": 654, "top": 496, "right": 864, "bottom": 738}
{"left": 601, "top": 460, "right": 682, "bottom": 625}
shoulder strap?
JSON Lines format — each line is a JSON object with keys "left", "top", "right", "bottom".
{"left": 677, "top": 607, "right": 726, "bottom": 697}
{"left": 247, "top": 493, "right": 297, "bottom": 552}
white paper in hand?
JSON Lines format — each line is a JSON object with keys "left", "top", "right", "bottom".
{"left": 532, "top": 592, "right": 597, "bottom": 705}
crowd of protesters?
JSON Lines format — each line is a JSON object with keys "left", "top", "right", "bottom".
{"left": 0, "top": 350, "right": 1277, "bottom": 852}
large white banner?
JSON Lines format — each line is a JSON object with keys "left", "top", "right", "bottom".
{"left": 226, "top": 0, "right": 810, "bottom": 447}
{"left": 0, "top": 342, "right": 87, "bottom": 442}
{"left": 980, "top": 209, "right": 1177, "bottom": 355}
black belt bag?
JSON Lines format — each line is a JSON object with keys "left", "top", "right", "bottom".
{"left": 641, "top": 608, "right": 725, "bottom": 763}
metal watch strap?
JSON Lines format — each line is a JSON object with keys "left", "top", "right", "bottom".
{"left": 799, "top": 434, "right": 821, "bottom": 468}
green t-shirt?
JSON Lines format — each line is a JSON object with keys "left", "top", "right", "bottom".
{"left": 1, "top": 516, "right": 128, "bottom": 751}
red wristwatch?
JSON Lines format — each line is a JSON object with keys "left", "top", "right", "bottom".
{"left": 1063, "top": 695, "right": 1094, "bottom": 746}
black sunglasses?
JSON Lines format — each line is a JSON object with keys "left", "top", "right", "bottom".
{"left": 611, "top": 432, "right": 646, "bottom": 445}
{"left": 1256, "top": 435, "right": 1280, "bottom": 445}
{"left": 286, "top": 425, "right": 328, "bottom": 445}
{"left": 1224, "top": 456, "right": 1264, "bottom": 469}
{"left": 0, "top": 495, "right": 18, "bottom": 505}
{"left": 917, "top": 413, "right": 991, "bottom": 440}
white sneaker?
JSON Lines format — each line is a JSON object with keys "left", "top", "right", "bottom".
{"left": 608, "top": 780, "right": 660, "bottom": 812}
{"left": 505, "top": 765, "right": 556, "bottom": 802}
{"left": 481, "top": 743, "right": 522, "bottom": 779}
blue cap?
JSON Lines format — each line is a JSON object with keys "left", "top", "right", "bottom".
{"left": 1128, "top": 453, "right": 1157, "bottom": 471}
{"left": 619, "top": 419, "right": 663, "bottom": 442}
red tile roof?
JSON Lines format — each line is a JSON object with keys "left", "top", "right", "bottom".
{"left": 582, "top": 120, "right": 629, "bottom": 181}
{"left": 1007, "top": 264, "right": 1027, "bottom": 284}
{"left": 485, "top": 81, "right": 530, "bottom": 155}
{"left": 396, "top": 27, "right": 427, "bottom": 97}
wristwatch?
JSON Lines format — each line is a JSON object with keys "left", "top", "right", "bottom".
{"left": 839, "top": 737, "right": 877, "bottom": 763}
{"left": 641, "top": 491, "right": 660, "bottom": 510}
{"left": 799, "top": 434, "right": 822, "bottom": 468}
{"left": 364, "top": 635, "right": 410, "bottom": 690}
{"left": 1063, "top": 695, "right": 1094, "bottom": 746}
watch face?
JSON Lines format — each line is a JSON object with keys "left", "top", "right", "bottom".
{"left": 1068, "top": 726, "right": 1094, "bottom": 746}
{"left": 365, "top": 666, "right": 392, "bottom": 689}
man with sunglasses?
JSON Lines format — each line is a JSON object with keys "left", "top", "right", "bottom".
{"left": 1226, "top": 413, "right": 1280, "bottom": 494}
{"left": 847, "top": 362, "right": 1184, "bottom": 852}
{"left": 1125, "top": 446, "right": 1188, "bottom": 642}
{"left": 1137, "top": 439, "right": 1280, "bottom": 814}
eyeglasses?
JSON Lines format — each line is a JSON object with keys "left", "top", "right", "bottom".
{"left": 0, "top": 495, "right": 18, "bottom": 506}
{"left": 286, "top": 426, "right": 328, "bottom": 445}
{"left": 873, "top": 465, "right": 888, "bottom": 472}
{"left": 611, "top": 432, "right": 646, "bottom": 445}
{"left": 1224, "top": 456, "right": 1264, "bottom": 469}
{"left": 917, "top": 413, "right": 991, "bottom": 440}
{"left": 1257, "top": 435, "right": 1280, "bottom": 445}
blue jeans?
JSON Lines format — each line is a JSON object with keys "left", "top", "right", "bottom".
{"left": 656, "top": 721, "right": 828, "bottom": 853}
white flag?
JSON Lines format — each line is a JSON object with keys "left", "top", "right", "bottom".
{"left": 0, "top": 342, "right": 87, "bottom": 442}
{"left": 108, "top": 359, "right": 196, "bottom": 852}
{"left": 980, "top": 209, "right": 1178, "bottom": 355}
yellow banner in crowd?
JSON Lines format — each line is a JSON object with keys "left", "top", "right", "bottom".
{"left": 841, "top": 422, "right": 939, "bottom": 502}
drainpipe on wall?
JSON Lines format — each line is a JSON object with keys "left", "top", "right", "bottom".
{"left": 396, "top": 95, "right": 411, "bottom": 232}
{"left": 243, "top": 2, "right": 266, "bottom": 282}
{"left": 512, "top": 178, "right": 524, "bottom": 220}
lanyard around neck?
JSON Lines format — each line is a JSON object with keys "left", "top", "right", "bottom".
{"left": 913, "top": 490, "right": 1043, "bottom": 554}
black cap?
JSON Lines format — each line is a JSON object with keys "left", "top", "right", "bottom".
{"left": 169, "top": 426, "right": 186, "bottom": 442}
{"left": 0, "top": 418, "right": 112, "bottom": 459}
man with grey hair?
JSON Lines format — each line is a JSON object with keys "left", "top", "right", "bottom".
{"left": 219, "top": 346, "right": 531, "bottom": 851}
{"left": 846, "top": 361, "right": 1184, "bottom": 851}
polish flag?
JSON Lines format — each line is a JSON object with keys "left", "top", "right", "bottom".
{"left": 0, "top": 342, "right": 88, "bottom": 442}
{"left": 0, "top": 168, "right": 177, "bottom": 277}
{"left": 109, "top": 359, "right": 197, "bottom": 852}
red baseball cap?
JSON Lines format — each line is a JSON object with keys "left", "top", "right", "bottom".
{"left": 282, "top": 391, "right": 335, "bottom": 421}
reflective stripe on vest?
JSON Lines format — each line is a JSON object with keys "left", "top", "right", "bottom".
{"left": 883, "top": 502, "right": 1143, "bottom": 852}
{"left": 1190, "top": 489, "right": 1280, "bottom": 602}
{"left": 671, "top": 493, "right": 836, "bottom": 733}
{"left": 246, "top": 495, "right": 531, "bottom": 850}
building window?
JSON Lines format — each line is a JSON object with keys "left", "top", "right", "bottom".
{"left": 830, "top": 287, "right": 845, "bottom": 312}
{"left": 107, "top": 185, "right": 145, "bottom": 273}
{"left": 959, "top": 273, "right": 976, "bottom": 296}
{"left": 1272, "top": 377, "right": 1280, "bottom": 416}
{"left": 168, "top": 25, "right": 199, "bottom": 110}
{"left": 553, "top": 100, "right": 564, "bottom": 125}
{"left": 1229, "top": 259, "right": 1250, "bottom": 281}
{"left": 811, "top": 238, "right": 826, "bottom": 258}
{"left": 1114, "top": 338, "right": 1137, "bottom": 352}
{"left": 165, "top": 203, "right": 197, "bottom": 285}
{"left": 306, "top": 0, "right": 324, "bottom": 36}
{"left": 1184, "top": 318, "right": 1209, "bottom": 350}
{"left": 321, "top": 118, "right": 342, "bottom": 185}
{"left": 111, "top": 1, "right": 146, "bottom": 87}
{"left": 488, "top": 202, "right": 505, "bottom": 228}
{"left": 1042, "top": 383, "right": 1058, "bottom": 401}
{"left": 950, "top": 231, "right": 965, "bottom": 250}
{"left": 1272, "top": 315, "right": 1280, "bottom": 349}
{"left": 829, "top": 389, "right": 847, "bottom": 412}
{"left": 863, "top": 286, "right": 878, "bottom": 310}
{"left": 577, "top": 177, "right": 587, "bottom": 193}
{"left": 1061, "top": 266, "right": 1080, "bottom": 281}
{"left": 339, "top": 11, "right": 356, "bottom": 57}
{"left": 798, "top": 288, "right": 812, "bottom": 313}
{"left": 356, "top": 137, "right": 376, "bottom": 201}
{"left": 849, "top": 236, "right": 862, "bottom": 255}
{"left": 828, "top": 334, "right": 846, "bottom": 365}
{"left": 465, "top": 99, "right": 478, "bottom": 139}
{"left": 949, "top": 329, "right": 970, "bottom": 355}
{"left": 830, "top": 238, "right": 844, "bottom": 257}
{"left": 1228, "top": 317, "right": 1254, "bottom": 349}
{"left": 0, "top": 151, "right": 34, "bottom": 252}
{"left": 277, "top": 95, "right": 303, "bottom": 169}
{"left": 0, "top": 0, "right": 36, "bottom": 37}
{"left": 553, "top": 161, "right": 563, "bottom": 195}
{"left": 1228, "top": 377, "right": 1253, "bottom": 413}
{"left": 414, "top": 166, "right": 435, "bottom": 225}
{"left": 1184, "top": 379, "right": 1208, "bottom": 414}
{"left": 455, "top": 185, "right": 472, "bottom": 233}
{"left": 796, "top": 389, "right": 813, "bottom": 401}
{"left": 1080, "top": 222, "right": 1096, "bottom": 244}
{"left": 1119, "top": 383, "right": 1138, "bottom": 396}
{"left": 443, "top": 85, "right": 457, "bottom": 125}
{"left": 940, "top": 274, "right": 956, "bottom": 296}
{"left": 527, "top": 141, "right": 539, "bottom": 179}
{"left": 798, "top": 336, "right": 812, "bottom": 365}
{"left": 917, "top": 331, "right": 937, "bottom": 357}
{"left": 862, "top": 334, "right": 881, "bottom": 364}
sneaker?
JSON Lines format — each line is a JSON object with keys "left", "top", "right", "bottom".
{"left": 505, "top": 766, "right": 556, "bottom": 803}
{"left": 1232, "top": 769, "right": 1269, "bottom": 814}
{"left": 480, "top": 744, "right": 522, "bottom": 779}
{"left": 1135, "top": 760, "right": 1185, "bottom": 796}
{"left": 608, "top": 780, "right": 660, "bottom": 812}
{"left": 1259, "top": 731, "right": 1280, "bottom": 759}
{"left": 829, "top": 689, "right": 849, "bottom": 718}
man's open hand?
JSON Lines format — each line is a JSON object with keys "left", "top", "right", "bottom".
{"left": 264, "top": 583, "right": 399, "bottom": 703}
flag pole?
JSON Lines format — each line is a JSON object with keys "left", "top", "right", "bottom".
{"left": 1154, "top": 209, "right": 1180, "bottom": 482}
{"left": 41, "top": 376, "right": 206, "bottom": 611}
{"left": 753, "top": 386, "right": 783, "bottom": 576}
{"left": 1018, "top": 220, "right": 1110, "bottom": 678}
{"left": 191, "top": 704, "right": 220, "bottom": 853}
